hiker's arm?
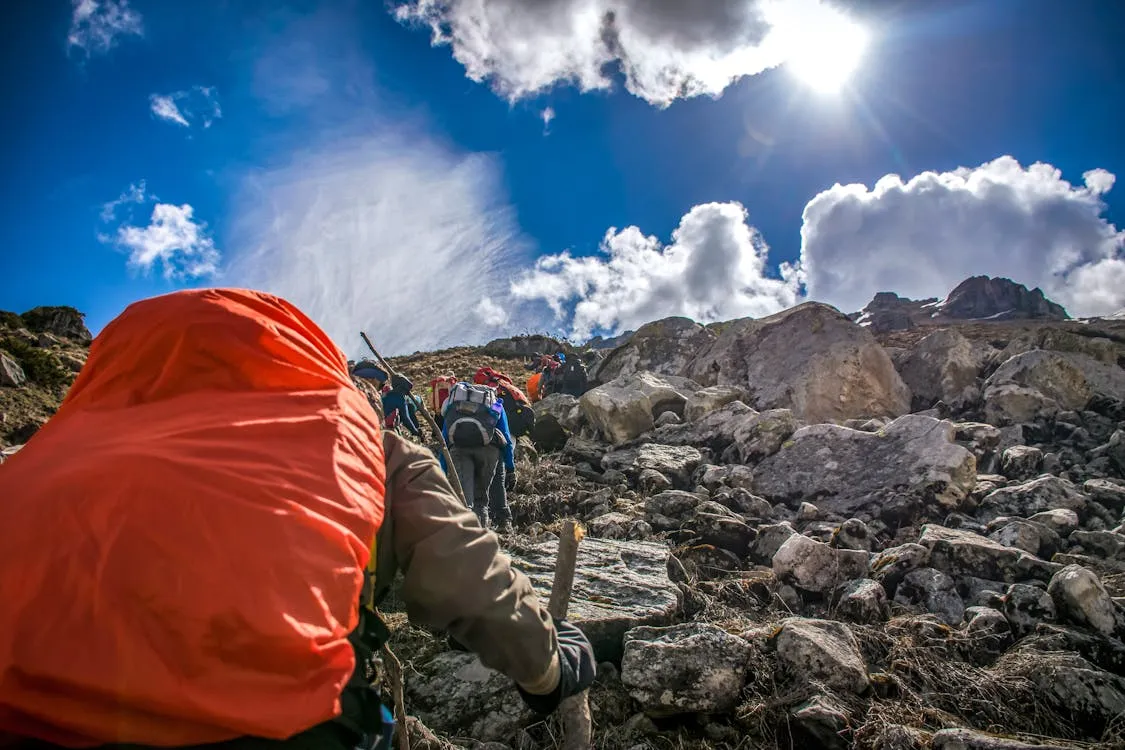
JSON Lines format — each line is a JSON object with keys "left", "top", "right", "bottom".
{"left": 382, "top": 433, "right": 559, "bottom": 692}
{"left": 403, "top": 399, "right": 423, "bottom": 437}
{"left": 497, "top": 408, "right": 516, "bottom": 471}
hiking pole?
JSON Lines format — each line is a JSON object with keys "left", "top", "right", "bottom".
{"left": 359, "top": 331, "right": 467, "bottom": 506}
{"left": 547, "top": 520, "right": 593, "bottom": 750}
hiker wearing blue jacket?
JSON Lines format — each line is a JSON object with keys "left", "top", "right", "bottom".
{"left": 382, "top": 379, "right": 423, "bottom": 439}
{"left": 441, "top": 383, "right": 516, "bottom": 533}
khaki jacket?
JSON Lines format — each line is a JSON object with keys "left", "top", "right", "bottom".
{"left": 372, "top": 433, "right": 560, "bottom": 694}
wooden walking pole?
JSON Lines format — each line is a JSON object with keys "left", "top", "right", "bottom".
{"left": 359, "top": 331, "right": 466, "bottom": 506}
{"left": 547, "top": 520, "right": 593, "bottom": 750}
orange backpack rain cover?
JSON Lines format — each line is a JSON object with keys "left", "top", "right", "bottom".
{"left": 0, "top": 289, "right": 386, "bottom": 747}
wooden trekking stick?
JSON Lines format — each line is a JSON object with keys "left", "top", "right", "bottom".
{"left": 359, "top": 331, "right": 466, "bottom": 506}
{"left": 547, "top": 520, "right": 593, "bottom": 750}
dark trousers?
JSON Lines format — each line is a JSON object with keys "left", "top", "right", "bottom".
{"left": 488, "top": 463, "right": 513, "bottom": 525}
{"left": 449, "top": 443, "right": 499, "bottom": 526}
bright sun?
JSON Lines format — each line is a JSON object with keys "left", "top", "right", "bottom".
{"left": 784, "top": 16, "right": 870, "bottom": 93}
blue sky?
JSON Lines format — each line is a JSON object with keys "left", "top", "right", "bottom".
{"left": 2, "top": 0, "right": 1124, "bottom": 354}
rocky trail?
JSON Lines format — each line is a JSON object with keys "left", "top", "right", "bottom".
{"left": 4, "top": 277, "right": 1125, "bottom": 748}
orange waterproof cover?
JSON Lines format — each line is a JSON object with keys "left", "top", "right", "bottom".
{"left": 0, "top": 289, "right": 385, "bottom": 746}
{"left": 526, "top": 371, "right": 542, "bottom": 402}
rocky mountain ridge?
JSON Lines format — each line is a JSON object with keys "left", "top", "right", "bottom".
{"left": 4, "top": 282, "right": 1125, "bottom": 749}
{"left": 849, "top": 275, "right": 1071, "bottom": 334}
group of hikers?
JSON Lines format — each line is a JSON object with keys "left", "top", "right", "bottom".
{"left": 345, "top": 347, "right": 589, "bottom": 537}
{"left": 0, "top": 289, "right": 596, "bottom": 750}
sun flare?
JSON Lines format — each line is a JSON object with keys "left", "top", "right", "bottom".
{"left": 773, "top": 7, "right": 870, "bottom": 93}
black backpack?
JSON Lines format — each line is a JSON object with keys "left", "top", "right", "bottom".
{"left": 556, "top": 356, "right": 588, "bottom": 396}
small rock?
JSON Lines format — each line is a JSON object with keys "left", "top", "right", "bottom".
{"left": 1029, "top": 508, "right": 1080, "bottom": 537}
{"left": 621, "top": 623, "right": 754, "bottom": 715}
{"left": 773, "top": 533, "right": 870, "bottom": 595}
{"left": 0, "top": 352, "right": 25, "bottom": 387}
{"left": 894, "top": 568, "right": 965, "bottom": 626}
{"left": 603, "top": 444, "right": 702, "bottom": 487}
{"left": 964, "top": 606, "right": 1012, "bottom": 652}
{"left": 1048, "top": 564, "right": 1125, "bottom": 638}
{"left": 979, "top": 476, "right": 1087, "bottom": 523}
{"left": 1000, "top": 647, "right": 1125, "bottom": 734}
{"left": 792, "top": 695, "right": 851, "bottom": 749}
{"left": 988, "top": 518, "right": 1060, "bottom": 559}
{"left": 931, "top": 727, "right": 1071, "bottom": 750}
{"left": 920, "top": 525, "right": 1059, "bottom": 584}
{"left": 689, "top": 511, "right": 757, "bottom": 557}
{"left": 1040, "top": 452, "right": 1063, "bottom": 475}
{"left": 835, "top": 579, "right": 890, "bottom": 624}
{"left": 684, "top": 385, "right": 746, "bottom": 422}
{"left": 637, "top": 468, "right": 672, "bottom": 495}
{"left": 833, "top": 518, "right": 874, "bottom": 552}
{"left": 699, "top": 464, "right": 755, "bottom": 492}
{"left": 407, "top": 652, "right": 533, "bottom": 741}
{"left": 1002, "top": 583, "right": 1057, "bottom": 636}
{"left": 645, "top": 490, "right": 701, "bottom": 519}
{"left": 774, "top": 618, "right": 870, "bottom": 694}
{"left": 870, "top": 543, "right": 930, "bottom": 597}
{"left": 717, "top": 487, "right": 772, "bottom": 517}
{"left": 798, "top": 502, "right": 820, "bottom": 522}
{"left": 1084, "top": 478, "right": 1125, "bottom": 512}
{"left": 654, "top": 410, "right": 681, "bottom": 427}
{"left": 748, "top": 522, "right": 797, "bottom": 564}
{"left": 1000, "top": 445, "right": 1043, "bottom": 480}
{"left": 1069, "top": 530, "right": 1125, "bottom": 561}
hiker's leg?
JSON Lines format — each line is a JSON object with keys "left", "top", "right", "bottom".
{"left": 472, "top": 446, "right": 499, "bottom": 527}
{"left": 489, "top": 462, "right": 511, "bottom": 525}
{"left": 450, "top": 447, "right": 475, "bottom": 508}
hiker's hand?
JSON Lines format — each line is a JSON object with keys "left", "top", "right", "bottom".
{"left": 505, "top": 469, "right": 516, "bottom": 491}
{"left": 518, "top": 618, "right": 596, "bottom": 715}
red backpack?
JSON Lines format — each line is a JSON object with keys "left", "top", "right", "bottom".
{"left": 473, "top": 367, "right": 530, "bottom": 407}
{"left": 429, "top": 375, "right": 457, "bottom": 414}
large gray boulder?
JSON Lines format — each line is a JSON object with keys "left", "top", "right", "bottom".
{"left": 687, "top": 302, "right": 911, "bottom": 424}
{"left": 983, "top": 350, "right": 1092, "bottom": 426}
{"left": 579, "top": 372, "right": 699, "bottom": 444}
{"left": 753, "top": 415, "right": 976, "bottom": 518}
{"left": 506, "top": 537, "right": 680, "bottom": 660}
{"left": 621, "top": 623, "right": 754, "bottom": 715}
{"left": 594, "top": 317, "right": 715, "bottom": 382}
{"left": 895, "top": 328, "right": 982, "bottom": 412}
{"left": 774, "top": 618, "right": 869, "bottom": 694}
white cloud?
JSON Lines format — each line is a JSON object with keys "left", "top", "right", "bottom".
{"left": 100, "top": 180, "right": 147, "bottom": 222}
{"left": 224, "top": 135, "right": 529, "bottom": 356}
{"left": 511, "top": 202, "right": 802, "bottom": 339}
{"left": 149, "top": 95, "right": 189, "bottom": 127}
{"left": 149, "top": 87, "right": 222, "bottom": 128}
{"left": 541, "top": 106, "right": 556, "bottom": 134}
{"left": 474, "top": 297, "right": 511, "bottom": 327}
{"left": 113, "top": 203, "right": 221, "bottom": 280}
{"left": 800, "top": 156, "right": 1125, "bottom": 317}
{"left": 67, "top": 0, "right": 142, "bottom": 56}
{"left": 393, "top": 0, "right": 864, "bottom": 106}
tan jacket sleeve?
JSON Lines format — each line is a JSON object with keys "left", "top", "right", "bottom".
{"left": 375, "top": 433, "right": 560, "bottom": 693}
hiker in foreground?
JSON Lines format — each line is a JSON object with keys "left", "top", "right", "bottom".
{"left": 440, "top": 380, "right": 516, "bottom": 532}
{"left": 0, "top": 288, "right": 594, "bottom": 750}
